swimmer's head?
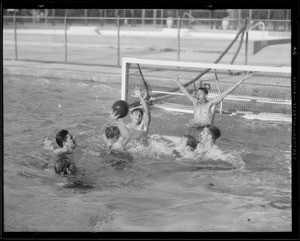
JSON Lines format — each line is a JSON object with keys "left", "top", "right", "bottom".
{"left": 56, "top": 129, "right": 77, "bottom": 150}
{"left": 130, "top": 108, "right": 144, "bottom": 125}
{"left": 54, "top": 157, "right": 77, "bottom": 175}
{"left": 105, "top": 126, "right": 120, "bottom": 140}
{"left": 200, "top": 124, "right": 221, "bottom": 142}
{"left": 194, "top": 87, "right": 208, "bottom": 101}
{"left": 207, "top": 125, "right": 221, "bottom": 141}
{"left": 182, "top": 134, "right": 198, "bottom": 151}
{"left": 198, "top": 87, "right": 208, "bottom": 95}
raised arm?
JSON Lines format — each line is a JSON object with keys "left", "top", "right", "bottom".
{"left": 211, "top": 73, "right": 252, "bottom": 105}
{"left": 174, "top": 77, "right": 195, "bottom": 103}
{"left": 132, "top": 87, "right": 151, "bottom": 132}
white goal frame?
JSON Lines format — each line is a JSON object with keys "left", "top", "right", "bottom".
{"left": 121, "top": 57, "right": 291, "bottom": 122}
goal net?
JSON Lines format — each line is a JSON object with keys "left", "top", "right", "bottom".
{"left": 121, "top": 58, "right": 291, "bottom": 122}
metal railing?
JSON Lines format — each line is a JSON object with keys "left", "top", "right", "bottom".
{"left": 249, "top": 21, "right": 265, "bottom": 37}
{"left": 3, "top": 16, "right": 291, "bottom": 67}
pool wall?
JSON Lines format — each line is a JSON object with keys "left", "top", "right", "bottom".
{"left": 3, "top": 59, "right": 122, "bottom": 84}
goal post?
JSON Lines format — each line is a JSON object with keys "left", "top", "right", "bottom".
{"left": 121, "top": 57, "right": 291, "bottom": 121}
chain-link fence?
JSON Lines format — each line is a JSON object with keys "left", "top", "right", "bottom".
{"left": 3, "top": 16, "right": 291, "bottom": 67}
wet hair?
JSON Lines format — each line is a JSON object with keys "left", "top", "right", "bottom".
{"left": 197, "top": 87, "right": 208, "bottom": 95}
{"left": 105, "top": 126, "right": 120, "bottom": 139}
{"left": 183, "top": 134, "right": 198, "bottom": 151}
{"left": 206, "top": 124, "right": 221, "bottom": 141}
{"left": 56, "top": 129, "right": 69, "bottom": 148}
{"left": 131, "top": 107, "right": 143, "bottom": 115}
{"left": 54, "top": 156, "right": 77, "bottom": 175}
{"left": 194, "top": 125, "right": 205, "bottom": 132}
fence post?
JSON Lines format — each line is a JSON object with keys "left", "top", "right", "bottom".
{"left": 84, "top": 9, "right": 88, "bottom": 26}
{"left": 64, "top": 14, "right": 68, "bottom": 63}
{"left": 245, "top": 31, "right": 249, "bottom": 65}
{"left": 117, "top": 16, "right": 120, "bottom": 67}
{"left": 245, "top": 18, "right": 249, "bottom": 65}
{"left": 153, "top": 9, "right": 157, "bottom": 27}
{"left": 45, "top": 9, "right": 48, "bottom": 25}
{"left": 13, "top": 13, "right": 18, "bottom": 60}
{"left": 286, "top": 10, "right": 290, "bottom": 30}
{"left": 177, "top": 17, "right": 181, "bottom": 61}
{"left": 142, "top": 9, "right": 145, "bottom": 27}
{"left": 32, "top": 9, "right": 35, "bottom": 23}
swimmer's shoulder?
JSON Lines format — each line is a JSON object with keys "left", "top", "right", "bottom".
{"left": 187, "top": 122, "right": 207, "bottom": 131}
{"left": 54, "top": 148, "right": 75, "bottom": 155}
{"left": 54, "top": 148, "right": 64, "bottom": 155}
{"left": 110, "top": 141, "right": 124, "bottom": 150}
{"left": 130, "top": 123, "right": 145, "bottom": 132}
{"left": 129, "top": 127, "right": 147, "bottom": 139}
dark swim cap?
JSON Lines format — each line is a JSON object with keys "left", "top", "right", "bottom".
{"left": 54, "top": 156, "right": 77, "bottom": 175}
{"left": 105, "top": 126, "right": 120, "bottom": 139}
{"left": 183, "top": 134, "right": 198, "bottom": 151}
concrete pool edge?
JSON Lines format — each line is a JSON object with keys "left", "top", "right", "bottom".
{"left": 3, "top": 60, "right": 122, "bottom": 84}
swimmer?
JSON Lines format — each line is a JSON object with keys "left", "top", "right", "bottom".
{"left": 196, "top": 124, "right": 245, "bottom": 168}
{"left": 174, "top": 73, "right": 252, "bottom": 127}
{"left": 172, "top": 134, "right": 198, "bottom": 158}
{"left": 54, "top": 129, "right": 77, "bottom": 154}
{"left": 54, "top": 155, "right": 77, "bottom": 175}
{"left": 145, "top": 134, "right": 198, "bottom": 159}
{"left": 100, "top": 112, "right": 134, "bottom": 170}
{"left": 102, "top": 112, "right": 131, "bottom": 150}
{"left": 53, "top": 129, "right": 77, "bottom": 175}
{"left": 126, "top": 86, "right": 151, "bottom": 140}
{"left": 196, "top": 124, "right": 222, "bottom": 158}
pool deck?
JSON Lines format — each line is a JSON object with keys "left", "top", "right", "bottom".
{"left": 3, "top": 59, "right": 122, "bottom": 84}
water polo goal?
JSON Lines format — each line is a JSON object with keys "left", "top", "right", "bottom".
{"left": 121, "top": 57, "right": 291, "bottom": 122}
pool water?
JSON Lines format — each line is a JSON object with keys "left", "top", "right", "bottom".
{"left": 3, "top": 75, "right": 291, "bottom": 232}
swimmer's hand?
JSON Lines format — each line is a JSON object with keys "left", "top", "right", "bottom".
{"left": 110, "top": 111, "right": 121, "bottom": 120}
{"left": 131, "top": 86, "right": 142, "bottom": 98}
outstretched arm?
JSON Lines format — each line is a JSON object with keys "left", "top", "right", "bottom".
{"left": 174, "top": 77, "right": 195, "bottom": 103}
{"left": 132, "top": 87, "right": 151, "bottom": 132}
{"left": 211, "top": 73, "right": 252, "bottom": 105}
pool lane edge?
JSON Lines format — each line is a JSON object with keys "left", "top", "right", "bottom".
{"left": 3, "top": 65, "right": 121, "bottom": 85}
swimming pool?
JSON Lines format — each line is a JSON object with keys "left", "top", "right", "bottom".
{"left": 3, "top": 75, "right": 291, "bottom": 232}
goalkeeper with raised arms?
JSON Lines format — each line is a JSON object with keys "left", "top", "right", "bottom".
{"left": 174, "top": 73, "right": 252, "bottom": 129}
